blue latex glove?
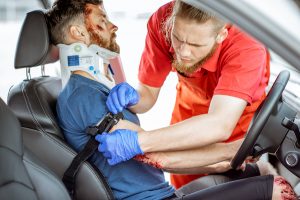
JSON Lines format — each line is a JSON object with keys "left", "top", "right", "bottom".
{"left": 95, "top": 129, "right": 144, "bottom": 165}
{"left": 106, "top": 82, "right": 140, "bottom": 114}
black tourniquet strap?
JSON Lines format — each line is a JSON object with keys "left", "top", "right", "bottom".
{"left": 62, "top": 112, "right": 124, "bottom": 199}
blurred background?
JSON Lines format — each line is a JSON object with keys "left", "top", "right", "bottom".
{"left": 0, "top": 0, "right": 177, "bottom": 132}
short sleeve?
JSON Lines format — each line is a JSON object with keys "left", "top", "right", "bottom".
{"left": 67, "top": 85, "right": 108, "bottom": 130}
{"left": 214, "top": 41, "right": 268, "bottom": 104}
{"left": 138, "top": 3, "right": 173, "bottom": 87}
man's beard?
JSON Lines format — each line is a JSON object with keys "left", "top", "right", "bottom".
{"left": 88, "top": 29, "right": 120, "bottom": 53}
{"left": 172, "top": 43, "right": 218, "bottom": 75}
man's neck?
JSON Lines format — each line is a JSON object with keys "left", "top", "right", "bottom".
{"left": 72, "top": 63, "right": 113, "bottom": 81}
{"left": 72, "top": 70, "right": 95, "bottom": 80}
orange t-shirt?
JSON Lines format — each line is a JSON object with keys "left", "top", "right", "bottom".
{"left": 138, "top": 2, "right": 270, "bottom": 189}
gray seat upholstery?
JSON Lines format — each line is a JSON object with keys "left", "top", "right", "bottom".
{"left": 7, "top": 10, "right": 114, "bottom": 200}
{"left": 0, "top": 97, "right": 70, "bottom": 200}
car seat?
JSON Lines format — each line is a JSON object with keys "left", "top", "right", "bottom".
{"left": 0, "top": 97, "right": 70, "bottom": 200}
{"left": 7, "top": 10, "right": 114, "bottom": 200}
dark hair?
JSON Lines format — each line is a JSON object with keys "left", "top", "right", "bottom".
{"left": 46, "top": 0, "right": 102, "bottom": 45}
{"left": 164, "top": 0, "right": 225, "bottom": 41}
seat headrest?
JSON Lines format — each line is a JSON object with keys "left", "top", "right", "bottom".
{"left": 14, "top": 10, "right": 59, "bottom": 69}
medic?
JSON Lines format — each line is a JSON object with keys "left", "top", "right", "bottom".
{"left": 98, "top": 0, "right": 271, "bottom": 189}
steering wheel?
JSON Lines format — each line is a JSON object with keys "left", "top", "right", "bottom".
{"left": 230, "top": 70, "right": 290, "bottom": 169}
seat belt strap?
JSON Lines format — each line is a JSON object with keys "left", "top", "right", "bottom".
{"left": 62, "top": 112, "right": 124, "bottom": 199}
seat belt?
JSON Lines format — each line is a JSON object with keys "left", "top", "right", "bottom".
{"left": 62, "top": 112, "right": 124, "bottom": 198}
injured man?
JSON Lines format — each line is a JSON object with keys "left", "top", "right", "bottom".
{"left": 47, "top": 0, "right": 297, "bottom": 199}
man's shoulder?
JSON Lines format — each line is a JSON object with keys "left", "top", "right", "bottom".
{"left": 156, "top": 1, "right": 174, "bottom": 16}
{"left": 58, "top": 79, "right": 108, "bottom": 111}
{"left": 218, "top": 25, "right": 267, "bottom": 63}
{"left": 57, "top": 81, "right": 108, "bottom": 127}
{"left": 67, "top": 75, "right": 108, "bottom": 95}
{"left": 149, "top": 1, "right": 174, "bottom": 24}
{"left": 225, "top": 25, "right": 265, "bottom": 49}
{"left": 66, "top": 85, "right": 107, "bottom": 104}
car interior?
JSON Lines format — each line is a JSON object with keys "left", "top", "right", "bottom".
{"left": 1, "top": 2, "right": 300, "bottom": 200}
{"left": 4, "top": 10, "right": 114, "bottom": 200}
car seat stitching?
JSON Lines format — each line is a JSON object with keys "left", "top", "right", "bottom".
{"left": 34, "top": 78, "right": 61, "bottom": 132}
{"left": 23, "top": 157, "right": 68, "bottom": 194}
{"left": 21, "top": 81, "right": 44, "bottom": 132}
{"left": 22, "top": 126, "right": 113, "bottom": 199}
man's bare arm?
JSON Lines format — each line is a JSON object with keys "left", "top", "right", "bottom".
{"left": 129, "top": 82, "right": 161, "bottom": 114}
{"left": 111, "top": 119, "right": 242, "bottom": 172}
{"left": 162, "top": 140, "right": 241, "bottom": 170}
{"left": 138, "top": 139, "right": 242, "bottom": 173}
{"left": 138, "top": 95, "right": 247, "bottom": 152}
{"left": 164, "top": 161, "right": 231, "bottom": 174}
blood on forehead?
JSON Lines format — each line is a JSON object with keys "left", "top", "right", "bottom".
{"left": 84, "top": 4, "right": 104, "bottom": 31}
{"left": 84, "top": 3, "right": 106, "bottom": 19}
{"left": 82, "top": 3, "right": 118, "bottom": 52}
{"left": 84, "top": 6, "right": 92, "bottom": 16}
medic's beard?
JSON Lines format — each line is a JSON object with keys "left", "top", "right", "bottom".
{"left": 172, "top": 43, "right": 218, "bottom": 75}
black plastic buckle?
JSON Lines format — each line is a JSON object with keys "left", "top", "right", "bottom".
{"left": 86, "top": 112, "right": 124, "bottom": 136}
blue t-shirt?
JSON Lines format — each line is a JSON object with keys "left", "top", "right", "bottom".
{"left": 56, "top": 74, "right": 175, "bottom": 200}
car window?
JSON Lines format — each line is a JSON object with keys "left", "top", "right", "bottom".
{"left": 0, "top": 0, "right": 45, "bottom": 100}
{"left": 0, "top": 0, "right": 174, "bottom": 131}
{"left": 244, "top": 0, "right": 300, "bottom": 40}
{"left": 269, "top": 52, "right": 300, "bottom": 110}
{"left": 241, "top": 0, "right": 300, "bottom": 110}
{"left": 0, "top": 0, "right": 171, "bottom": 102}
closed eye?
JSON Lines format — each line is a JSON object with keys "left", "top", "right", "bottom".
{"left": 172, "top": 33, "right": 207, "bottom": 47}
{"left": 172, "top": 33, "right": 183, "bottom": 43}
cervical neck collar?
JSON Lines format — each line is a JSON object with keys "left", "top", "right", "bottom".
{"left": 58, "top": 43, "right": 118, "bottom": 89}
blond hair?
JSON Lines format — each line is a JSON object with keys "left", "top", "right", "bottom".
{"left": 164, "top": 0, "right": 225, "bottom": 41}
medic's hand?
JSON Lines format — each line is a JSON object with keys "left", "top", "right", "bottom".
{"left": 95, "top": 129, "right": 144, "bottom": 165}
{"left": 106, "top": 82, "right": 140, "bottom": 114}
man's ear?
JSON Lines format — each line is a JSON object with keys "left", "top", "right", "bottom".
{"left": 216, "top": 27, "right": 228, "bottom": 44}
{"left": 69, "top": 25, "right": 89, "bottom": 44}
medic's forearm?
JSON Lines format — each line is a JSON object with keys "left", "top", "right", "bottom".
{"left": 129, "top": 83, "right": 160, "bottom": 114}
{"left": 138, "top": 113, "right": 234, "bottom": 152}
{"left": 158, "top": 141, "right": 238, "bottom": 169}
{"left": 164, "top": 161, "right": 232, "bottom": 174}
{"left": 137, "top": 95, "right": 247, "bottom": 152}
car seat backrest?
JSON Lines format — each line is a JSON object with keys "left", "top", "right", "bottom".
{"left": 8, "top": 76, "right": 114, "bottom": 200}
{"left": 7, "top": 10, "right": 114, "bottom": 200}
{"left": 0, "top": 98, "right": 71, "bottom": 200}
{"left": 9, "top": 9, "right": 63, "bottom": 139}
{"left": 8, "top": 76, "right": 63, "bottom": 139}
